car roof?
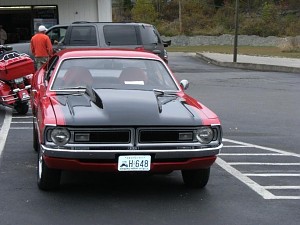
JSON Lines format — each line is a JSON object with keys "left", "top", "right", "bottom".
{"left": 71, "top": 21, "right": 154, "bottom": 26}
{"left": 56, "top": 48, "right": 163, "bottom": 60}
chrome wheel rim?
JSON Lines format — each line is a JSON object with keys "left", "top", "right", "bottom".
{"left": 38, "top": 152, "right": 43, "bottom": 180}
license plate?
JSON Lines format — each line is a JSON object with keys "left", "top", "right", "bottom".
{"left": 118, "top": 155, "right": 151, "bottom": 171}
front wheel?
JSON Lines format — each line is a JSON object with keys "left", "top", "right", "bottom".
{"left": 181, "top": 168, "right": 210, "bottom": 189}
{"left": 33, "top": 121, "right": 38, "bottom": 152}
{"left": 37, "top": 145, "right": 61, "bottom": 191}
{"left": 15, "top": 102, "right": 29, "bottom": 115}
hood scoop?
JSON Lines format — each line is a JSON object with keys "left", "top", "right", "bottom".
{"left": 85, "top": 85, "right": 103, "bottom": 109}
{"left": 153, "top": 89, "right": 181, "bottom": 113}
{"left": 51, "top": 89, "right": 202, "bottom": 126}
{"left": 64, "top": 86, "right": 103, "bottom": 115}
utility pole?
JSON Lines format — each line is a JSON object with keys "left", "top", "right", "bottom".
{"left": 233, "top": 0, "right": 239, "bottom": 62}
{"left": 179, "top": 0, "right": 182, "bottom": 34}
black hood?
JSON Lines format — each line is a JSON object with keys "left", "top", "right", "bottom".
{"left": 51, "top": 89, "right": 203, "bottom": 126}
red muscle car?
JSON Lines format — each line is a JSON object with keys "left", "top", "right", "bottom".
{"left": 31, "top": 48, "right": 223, "bottom": 190}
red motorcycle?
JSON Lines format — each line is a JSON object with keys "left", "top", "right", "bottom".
{"left": 0, "top": 45, "right": 35, "bottom": 114}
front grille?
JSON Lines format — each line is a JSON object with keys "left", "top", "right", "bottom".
{"left": 68, "top": 126, "right": 221, "bottom": 146}
{"left": 85, "top": 146, "right": 195, "bottom": 150}
{"left": 139, "top": 129, "right": 194, "bottom": 143}
{"left": 75, "top": 130, "right": 131, "bottom": 143}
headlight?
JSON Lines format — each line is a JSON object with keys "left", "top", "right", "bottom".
{"left": 50, "top": 128, "right": 70, "bottom": 146}
{"left": 14, "top": 77, "right": 24, "bottom": 84}
{"left": 195, "top": 127, "right": 214, "bottom": 144}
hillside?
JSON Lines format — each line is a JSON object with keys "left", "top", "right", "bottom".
{"left": 113, "top": 0, "right": 300, "bottom": 37}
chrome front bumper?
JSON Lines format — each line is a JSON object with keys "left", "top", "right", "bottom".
{"left": 41, "top": 144, "right": 223, "bottom": 160}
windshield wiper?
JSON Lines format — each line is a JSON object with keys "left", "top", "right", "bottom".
{"left": 57, "top": 86, "right": 86, "bottom": 90}
{"left": 55, "top": 86, "right": 86, "bottom": 95}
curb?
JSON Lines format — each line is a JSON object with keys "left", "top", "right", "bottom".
{"left": 196, "top": 53, "right": 300, "bottom": 74}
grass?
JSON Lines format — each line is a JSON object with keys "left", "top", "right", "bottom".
{"left": 167, "top": 45, "right": 300, "bottom": 58}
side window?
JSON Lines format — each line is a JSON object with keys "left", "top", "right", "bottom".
{"left": 140, "top": 26, "right": 161, "bottom": 44}
{"left": 103, "top": 25, "right": 140, "bottom": 45}
{"left": 45, "top": 55, "right": 59, "bottom": 82}
{"left": 47, "top": 27, "right": 67, "bottom": 44}
{"left": 153, "top": 28, "right": 162, "bottom": 43}
{"left": 69, "top": 26, "right": 97, "bottom": 46}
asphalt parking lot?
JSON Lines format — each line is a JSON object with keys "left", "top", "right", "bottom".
{"left": 0, "top": 52, "right": 299, "bottom": 225}
{"left": 4, "top": 112, "right": 300, "bottom": 200}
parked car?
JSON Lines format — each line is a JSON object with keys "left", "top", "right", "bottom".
{"left": 10, "top": 22, "right": 171, "bottom": 63}
{"left": 31, "top": 48, "right": 223, "bottom": 190}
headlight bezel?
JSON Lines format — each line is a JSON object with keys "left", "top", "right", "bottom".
{"left": 48, "top": 127, "right": 71, "bottom": 146}
{"left": 194, "top": 126, "right": 214, "bottom": 144}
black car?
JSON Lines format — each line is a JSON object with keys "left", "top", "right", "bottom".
{"left": 10, "top": 22, "right": 171, "bottom": 63}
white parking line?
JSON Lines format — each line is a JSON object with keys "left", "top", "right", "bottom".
{"left": 222, "top": 145, "right": 253, "bottom": 148}
{"left": 245, "top": 173, "right": 300, "bottom": 177}
{"left": 264, "top": 186, "right": 300, "bottom": 190}
{"left": 270, "top": 196, "right": 300, "bottom": 200}
{"left": 223, "top": 138, "right": 300, "bottom": 158}
{"left": 13, "top": 116, "right": 32, "bottom": 119}
{"left": 0, "top": 109, "right": 12, "bottom": 162}
{"left": 10, "top": 127, "right": 32, "bottom": 130}
{"left": 216, "top": 157, "right": 276, "bottom": 199}
{"left": 220, "top": 138, "right": 300, "bottom": 200}
{"left": 10, "top": 116, "right": 32, "bottom": 129}
{"left": 217, "top": 158, "right": 300, "bottom": 200}
{"left": 220, "top": 153, "right": 284, "bottom": 156}
{"left": 228, "top": 162, "right": 300, "bottom": 166}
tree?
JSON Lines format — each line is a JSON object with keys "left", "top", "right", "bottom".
{"left": 131, "top": 0, "right": 158, "bottom": 24}
{"left": 112, "top": 0, "right": 133, "bottom": 21}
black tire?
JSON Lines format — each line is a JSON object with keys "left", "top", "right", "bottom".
{"left": 15, "top": 102, "right": 29, "bottom": 115}
{"left": 37, "top": 144, "right": 61, "bottom": 191}
{"left": 181, "top": 168, "right": 210, "bottom": 189}
{"left": 33, "top": 121, "right": 38, "bottom": 152}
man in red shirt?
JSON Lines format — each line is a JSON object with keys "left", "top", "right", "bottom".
{"left": 30, "top": 25, "right": 53, "bottom": 70}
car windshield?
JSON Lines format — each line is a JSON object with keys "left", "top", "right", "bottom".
{"left": 51, "top": 58, "right": 179, "bottom": 91}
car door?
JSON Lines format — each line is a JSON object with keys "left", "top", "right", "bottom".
{"left": 47, "top": 25, "right": 68, "bottom": 45}
{"left": 31, "top": 55, "right": 58, "bottom": 115}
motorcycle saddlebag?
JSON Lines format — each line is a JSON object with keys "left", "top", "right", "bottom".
{"left": 0, "top": 51, "right": 35, "bottom": 81}
{"left": 0, "top": 80, "right": 15, "bottom": 105}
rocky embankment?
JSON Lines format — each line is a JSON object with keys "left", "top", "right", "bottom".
{"left": 162, "top": 34, "right": 300, "bottom": 47}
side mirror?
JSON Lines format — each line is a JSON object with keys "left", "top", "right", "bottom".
{"left": 153, "top": 49, "right": 161, "bottom": 54}
{"left": 163, "top": 40, "right": 171, "bottom": 47}
{"left": 180, "top": 79, "right": 189, "bottom": 90}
